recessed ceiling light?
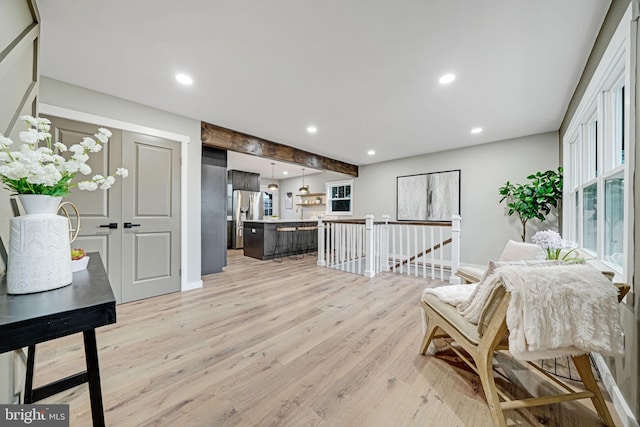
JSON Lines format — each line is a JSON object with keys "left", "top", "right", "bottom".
{"left": 282, "top": 171, "right": 289, "bottom": 175}
{"left": 367, "top": 150, "right": 376, "bottom": 156}
{"left": 438, "top": 73, "right": 456, "bottom": 85}
{"left": 471, "top": 127, "right": 483, "bottom": 134}
{"left": 175, "top": 73, "right": 193, "bottom": 85}
{"left": 307, "top": 126, "right": 317, "bottom": 134}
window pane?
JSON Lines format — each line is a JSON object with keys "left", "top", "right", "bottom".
{"left": 583, "top": 184, "right": 597, "bottom": 252}
{"left": 331, "top": 199, "right": 351, "bottom": 212}
{"left": 586, "top": 118, "right": 598, "bottom": 180}
{"left": 614, "top": 86, "right": 624, "bottom": 166}
{"left": 605, "top": 174, "right": 624, "bottom": 267}
{"left": 573, "top": 191, "right": 579, "bottom": 242}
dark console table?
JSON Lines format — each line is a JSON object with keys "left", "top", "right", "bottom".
{"left": 0, "top": 254, "right": 116, "bottom": 427}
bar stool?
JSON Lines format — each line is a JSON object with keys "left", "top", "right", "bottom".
{"left": 273, "top": 226, "right": 298, "bottom": 262}
{"left": 296, "top": 226, "right": 318, "bottom": 258}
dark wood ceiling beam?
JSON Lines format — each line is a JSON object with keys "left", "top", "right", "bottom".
{"left": 201, "top": 121, "right": 358, "bottom": 177}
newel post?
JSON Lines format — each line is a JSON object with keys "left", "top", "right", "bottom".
{"left": 381, "top": 215, "right": 390, "bottom": 272}
{"left": 450, "top": 215, "right": 461, "bottom": 284}
{"left": 364, "top": 214, "right": 375, "bottom": 278}
{"left": 317, "top": 215, "right": 326, "bottom": 267}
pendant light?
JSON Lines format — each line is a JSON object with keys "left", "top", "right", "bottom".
{"left": 298, "top": 168, "right": 309, "bottom": 194}
{"left": 267, "top": 163, "right": 278, "bottom": 191}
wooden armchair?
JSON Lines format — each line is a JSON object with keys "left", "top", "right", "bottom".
{"left": 419, "top": 280, "right": 629, "bottom": 427}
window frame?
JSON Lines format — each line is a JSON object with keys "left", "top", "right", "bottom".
{"left": 325, "top": 179, "right": 354, "bottom": 216}
{"left": 562, "top": 5, "right": 634, "bottom": 284}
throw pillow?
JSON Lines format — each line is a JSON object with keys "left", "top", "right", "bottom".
{"left": 499, "top": 239, "right": 545, "bottom": 262}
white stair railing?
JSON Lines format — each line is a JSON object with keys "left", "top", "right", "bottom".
{"left": 318, "top": 215, "right": 461, "bottom": 284}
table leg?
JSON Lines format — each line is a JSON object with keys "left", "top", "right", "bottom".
{"left": 83, "top": 330, "right": 105, "bottom": 427}
{"left": 24, "top": 345, "right": 36, "bottom": 403}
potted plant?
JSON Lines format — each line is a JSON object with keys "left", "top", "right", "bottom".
{"left": 71, "top": 248, "right": 90, "bottom": 272}
{"left": 498, "top": 167, "right": 563, "bottom": 242}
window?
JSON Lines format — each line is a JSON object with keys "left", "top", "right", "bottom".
{"left": 562, "top": 6, "right": 631, "bottom": 280}
{"left": 263, "top": 191, "right": 273, "bottom": 217}
{"left": 326, "top": 180, "right": 353, "bottom": 215}
{"left": 604, "top": 173, "right": 624, "bottom": 267}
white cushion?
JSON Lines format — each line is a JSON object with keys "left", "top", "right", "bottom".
{"left": 499, "top": 239, "right": 545, "bottom": 262}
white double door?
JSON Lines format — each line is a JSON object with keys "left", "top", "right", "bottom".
{"left": 45, "top": 116, "right": 181, "bottom": 303}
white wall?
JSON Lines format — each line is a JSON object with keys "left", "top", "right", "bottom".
{"left": 278, "top": 171, "right": 350, "bottom": 220}
{"left": 353, "top": 132, "right": 560, "bottom": 265}
{"left": 39, "top": 77, "right": 203, "bottom": 289}
{"left": 275, "top": 133, "right": 559, "bottom": 265}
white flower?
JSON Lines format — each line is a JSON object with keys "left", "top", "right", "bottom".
{"left": 64, "top": 160, "right": 82, "bottom": 173}
{"left": 78, "top": 181, "right": 98, "bottom": 191}
{"left": 78, "top": 163, "right": 92, "bottom": 175}
{"left": 72, "top": 152, "right": 89, "bottom": 163}
{"left": 19, "top": 129, "right": 39, "bottom": 144}
{"left": 0, "top": 135, "right": 13, "bottom": 148}
{"left": 531, "top": 230, "right": 569, "bottom": 250}
{"left": 97, "top": 128, "right": 112, "bottom": 138}
{"left": 81, "top": 137, "right": 97, "bottom": 150}
{"left": 115, "top": 168, "right": 129, "bottom": 178}
{"left": 0, "top": 118, "right": 123, "bottom": 196}
{"left": 94, "top": 133, "right": 108, "bottom": 144}
{"left": 20, "top": 115, "right": 37, "bottom": 127}
{"left": 100, "top": 176, "right": 116, "bottom": 190}
{"left": 68, "top": 144, "right": 84, "bottom": 154}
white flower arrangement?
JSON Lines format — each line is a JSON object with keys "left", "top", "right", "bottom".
{"left": 0, "top": 115, "right": 127, "bottom": 196}
{"left": 531, "top": 229, "right": 584, "bottom": 264}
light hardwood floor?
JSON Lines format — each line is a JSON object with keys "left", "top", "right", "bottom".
{"left": 35, "top": 250, "right": 620, "bottom": 426}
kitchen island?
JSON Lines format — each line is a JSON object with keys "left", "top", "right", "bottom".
{"left": 243, "top": 219, "right": 319, "bottom": 260}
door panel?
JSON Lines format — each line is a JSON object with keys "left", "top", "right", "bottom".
{"left": 121, "top": 132, "right": 181, "bottom": 302}
{"left": 43, "top": 117, "right": 181, "bottom": 303}
{"left": 135, "top": 144, "right": 173, "bottom": 216}
{"left": 44, "top": 115, "right": 123, "bottom": 302}
{"left": 135, "top": 232, "right": 172, "bottom": 280}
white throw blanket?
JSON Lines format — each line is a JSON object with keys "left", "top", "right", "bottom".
{"left": 497, "top": 265, "right": 625, "bottom": 360}
{"left": 422, "top": 265, "right": 624, "bottom": 360}
{"left": 422, "top": 284, "right": 476, "bottom": 307}
{"left": 420, "top": 284, "right": 477, "bottom": 354}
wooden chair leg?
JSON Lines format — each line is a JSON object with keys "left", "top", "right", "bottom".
{"left": 476, "top": 353, "right": 507, "bottom": 427}
{"left": 419, "top": 320, "right": 440, "bottom": 355}
{"left": 571, "top": 354, "right": 616, "bottom": 427}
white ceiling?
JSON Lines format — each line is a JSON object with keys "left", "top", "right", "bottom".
{"left": 36, "top": 1, "right": 610, "bottom": 168}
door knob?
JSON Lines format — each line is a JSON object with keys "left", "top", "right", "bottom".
{"left": 99, "top": 223, "right": 118, "bottom": 229}
{"left": 124, "top": 222, "right": 141, "bottom": 229}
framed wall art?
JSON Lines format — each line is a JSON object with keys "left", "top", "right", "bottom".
{"left": 396, "top": 169, "right": 460, "bottom": 221}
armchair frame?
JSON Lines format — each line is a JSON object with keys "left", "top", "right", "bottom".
{"left": 419, "top": 283, "right": 629, "bottom": 427}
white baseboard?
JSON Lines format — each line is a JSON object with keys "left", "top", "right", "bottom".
{"left": 182, "top": 279, "right": 203, "bottom": 292}
{"left": 593, "top": 353, "right": 639, "bottom": 427}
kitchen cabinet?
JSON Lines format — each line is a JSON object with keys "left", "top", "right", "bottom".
{"left": 228, "top": 169, "right": 260, "bottom": 192}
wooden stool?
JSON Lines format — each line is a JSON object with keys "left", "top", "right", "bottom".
{"left": 296, "top": 226, "right": 318, "bottom": 258}
{"left": 273, "top": 227, "right": 298, "bottom": 262}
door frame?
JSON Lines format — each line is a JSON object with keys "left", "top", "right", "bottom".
{"left": 40, "top": 103, "right": 194, "bottom": 292}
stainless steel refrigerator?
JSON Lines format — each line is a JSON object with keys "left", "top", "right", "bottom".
{"left": 231, "top": 190, "right": 263, "bottom": 249}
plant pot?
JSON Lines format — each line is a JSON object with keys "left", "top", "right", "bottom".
{"left": 7, "top": 195, "right": 72, "bottom": 294}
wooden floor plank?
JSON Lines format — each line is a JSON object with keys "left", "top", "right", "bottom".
{"left": 33, "top": 250, "right": 621, "bottom": 426}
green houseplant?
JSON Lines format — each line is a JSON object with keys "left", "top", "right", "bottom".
{"left": 498, "top": 167, "right": 563, "bottom": 242}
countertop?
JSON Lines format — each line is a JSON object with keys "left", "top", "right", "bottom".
{"left": 244, "top": 219, "right": 319, "bottom": 223}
